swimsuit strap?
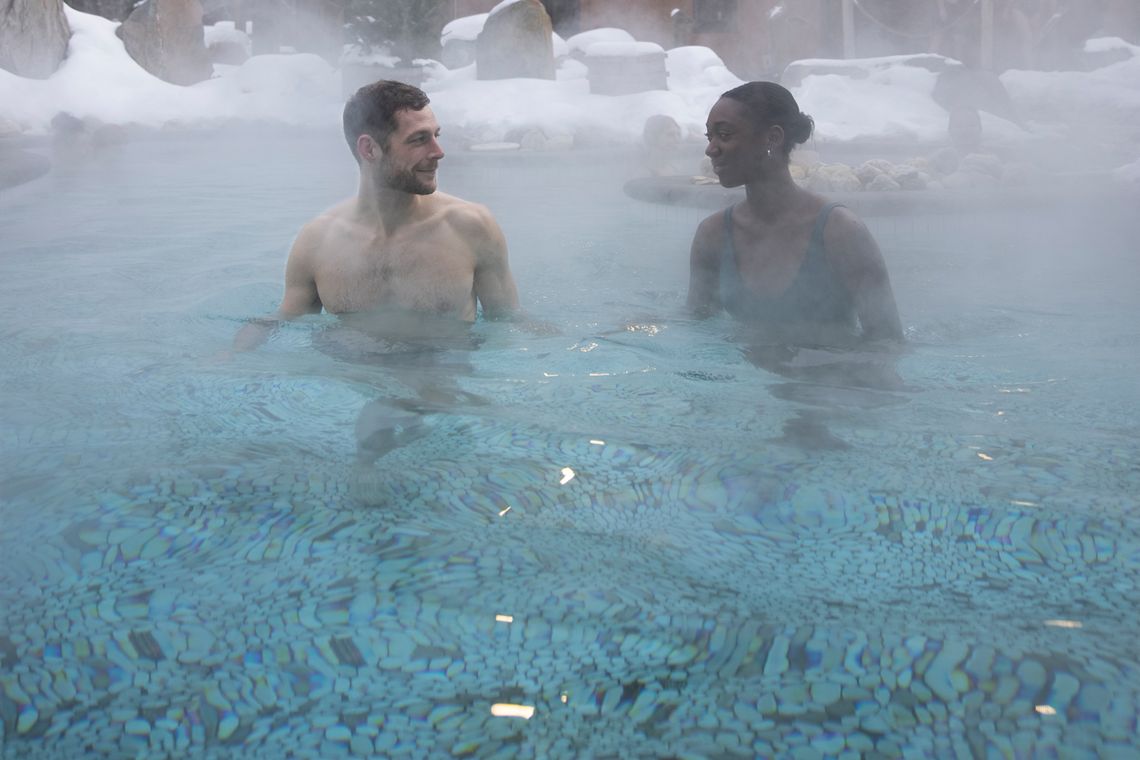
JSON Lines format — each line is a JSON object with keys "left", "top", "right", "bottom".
{"left": 808, "top": 202, "right": 844, "bottom": 261}
{"left": 718, "top": 206, "right": 738, "bottom": 308}
{"left": 727, "top": 203, "right": 839, "bottom": 261}
{"left": 722, "top": 205, "right": 736, "bottom": 260}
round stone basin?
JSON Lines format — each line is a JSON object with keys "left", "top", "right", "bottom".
{"left": 623, "top": 173, "right": 1135, "bottom": 218}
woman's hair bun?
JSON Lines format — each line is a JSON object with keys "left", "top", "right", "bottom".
{"left": 788, "top": 111, "right": 815, "bottom": 145}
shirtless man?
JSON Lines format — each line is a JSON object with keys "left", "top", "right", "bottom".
{"left": 234, "top": 81, "right": 521, "bottom": 469}
{"left": 234, "top": 79, "right": 519, "bottom": 352}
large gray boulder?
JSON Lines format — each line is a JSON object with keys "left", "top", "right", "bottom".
{"left": 932, "top": 66, "right": 1021, "bottom": 126}
{"left": 0, "top": 0, "right": 70, "bottom": 79}
{"left": 117, "top": 0, "right": 213, "bottom": 86}
{"left": 476, "top": 0, "right": 554, "bottom": 81}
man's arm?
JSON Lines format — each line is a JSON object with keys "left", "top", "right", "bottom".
{"left": 687, "top": 214, "right": 722, "bottom": 318}
{"left": 232, "top": 226, "right": 324, "bottom": 352}
{"left": 824, "top": 208, "right": 903, "bottom": 342}
{"left": 470, "top": 207, "right": 520, "bottom": 320}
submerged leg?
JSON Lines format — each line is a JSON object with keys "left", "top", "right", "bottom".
{"left": 773, "top": 410, "right": 851, "bottom": 451}
{"left": 353, "top": 399, "right": 432, "bottom": 466}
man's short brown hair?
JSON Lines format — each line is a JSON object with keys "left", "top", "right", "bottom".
{"left": 343, "top": 80, "right": 431, "bottom": 161}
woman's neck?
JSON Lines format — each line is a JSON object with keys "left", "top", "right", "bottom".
{"left": 743, "top": 165, "right": 802, "bottom": 222}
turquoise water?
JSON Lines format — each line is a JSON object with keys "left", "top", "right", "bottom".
{"left": 1, "top": 130, "right": 1139, "bottom": 758}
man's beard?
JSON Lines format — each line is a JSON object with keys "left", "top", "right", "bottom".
{"left": 381, "top": 161, "right": 436, "bottom": 195}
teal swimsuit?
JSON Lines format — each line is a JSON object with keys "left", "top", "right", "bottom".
{"left": 718, "top": 202, "right": 856, "bottom": 330}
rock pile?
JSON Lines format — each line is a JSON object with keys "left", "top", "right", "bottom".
{"left": 787, "top": 150, "right": 1041, "bottom": 193}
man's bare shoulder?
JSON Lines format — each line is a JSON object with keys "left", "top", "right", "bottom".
{"left": 291, "top": 200, "right": 355, "bottom": 255}
{"left": 304, "top": 198, "right": 357, "bottom": 233}
{"left": 433, "top": 192, "right": 495, "bottom": 225}
{"left": 431, "top": 192, "right": 502, "bottom": 246}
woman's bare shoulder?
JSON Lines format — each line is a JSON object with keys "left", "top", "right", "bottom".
{"left": 825, "top": 203, "right": 868, "bottom": 231}
{"left": 821, "top": 204, "right": 887, "bottom": 279}
{"left": 695, "top": 206, "right": 731, "bottom": 242}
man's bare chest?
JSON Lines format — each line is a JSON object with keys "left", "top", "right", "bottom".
{"left": 314, "top": 231, "right": 476, "bottom": 315}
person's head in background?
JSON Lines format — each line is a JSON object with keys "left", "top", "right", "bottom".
{"left": 947, "top": 106, "right": 983, "bottom": 154}
{"left": 642, "top": 114, "right": 685, "bottom": 177}
{"left": 643, "top": 114, "right": 682, "bottom": 151}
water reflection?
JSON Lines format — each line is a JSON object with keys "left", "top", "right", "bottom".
{"left": 309, "top": 308, "right": 488, "bottom": 485}
{"left": 490, "top": 703, "right": 535, "bottom": 719}
{"left": 734, "top": 326, "right": 911, "bottom": 452}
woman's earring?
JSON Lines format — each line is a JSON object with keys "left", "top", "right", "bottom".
{"left": 766, "top": 147, "right": 772, "bottom": 158}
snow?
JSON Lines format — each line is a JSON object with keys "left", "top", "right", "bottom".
{"left": 795, "top": 64, "right": 952, "bottom": 143}
{"left": 440, "top": 13, "right": 569, "bottom": 58}
{"left": 1000, "top": 37, "right": 1140, "bottom": 125}
{"left": 488, "top": 0, "right": 526, "bottom": 18}
{"left": 552, "top": 33, "right": 569, "bottom": 59}
{"left": 203, "top": 20, "right": 250, "bottom": 55}
{"left": 565, "top": 28, "right": 636, "bottom": 56}
{"left": 0, "top": 9, "right": 341, "bottom": 131}
{"left": 584, "top": 41, "right": 665, "bottom": 58}
{"left": 1084, "top": 36, "right": 1139, "bottom": 55}
{"left": 665, "top": 46, "right": 742, "bottom": 91}
{"left": 441, "top": 14, "right": 488, "bottom": 45}
{"left": 1, "top": 7, "right": 1137, "bottom": 177}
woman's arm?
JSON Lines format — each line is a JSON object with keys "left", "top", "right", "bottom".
{"left": 688, "top": 214, "right": 723, "bottom": 318}
{"left": 824, "top": 207, "right": 903, "bottom": 341}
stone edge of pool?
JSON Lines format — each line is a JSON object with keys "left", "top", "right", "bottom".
{"left": 0, "top": 143, "right": 51, "bottom": 191}
{"left": 623, "top": 174, "right": 1138, "bottom": 217}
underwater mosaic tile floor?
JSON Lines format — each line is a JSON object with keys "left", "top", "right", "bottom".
{"left": 3, "top": 402, "right": 1139, "bottom": 758}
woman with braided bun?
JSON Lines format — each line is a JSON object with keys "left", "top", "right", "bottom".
{"left": 688, "top": 82, "right": 903, "bottom": 345}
